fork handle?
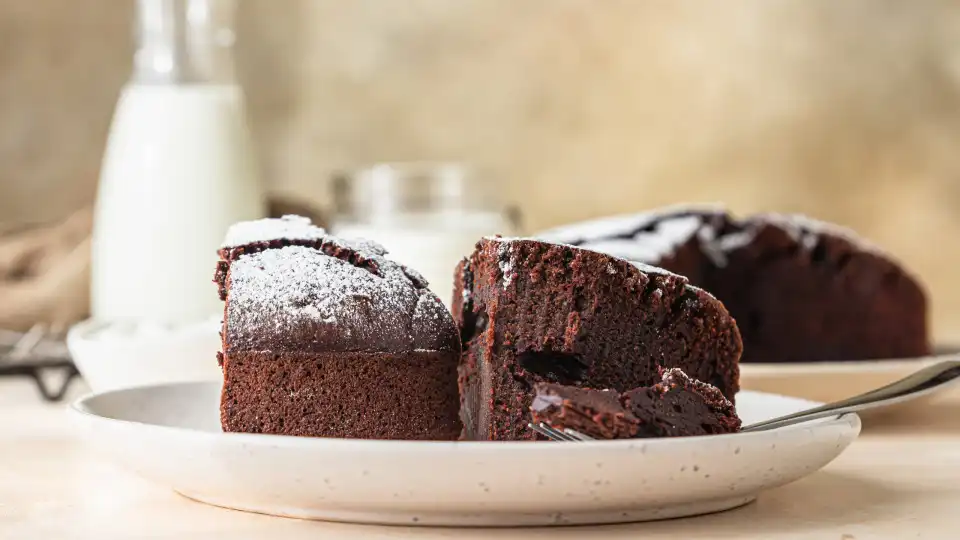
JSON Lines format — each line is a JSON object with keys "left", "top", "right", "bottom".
{"left": 741, "top": 359, "right": 960, "bottom": 432}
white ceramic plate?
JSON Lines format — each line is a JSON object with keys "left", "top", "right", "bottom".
{"left": 740, "top": 348, "right": 960, "bottom": 418}
{"left": 70, "top": 382, "right": 859, "bottom": 527}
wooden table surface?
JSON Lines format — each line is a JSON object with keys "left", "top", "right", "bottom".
{"left": 2, "top": 378, "right": 959, "bottom": 540}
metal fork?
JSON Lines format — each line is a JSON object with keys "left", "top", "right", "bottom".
{"left": 528, "top": 422, "right": 595, "bottom": 441}
{"left": 529, "top": 359, "right": 960, "bottom": 441}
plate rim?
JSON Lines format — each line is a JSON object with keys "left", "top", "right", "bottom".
{"left": 69, "top": 381, "right": 862, "bottom": 451}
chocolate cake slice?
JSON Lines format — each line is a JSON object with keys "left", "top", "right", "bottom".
{"left": 215, "top": 216, "right": 461, "bottom": 440}
{"left": 539, "top": 207, "right": 930, "bottom": 363}
{"left": 531, "top": 367, "right": 741, "bottom": 439}
{"left": 531, "top": 386, "right": 637, "bottom": 439}
{"left": 453, "top": 237, "right": 742, "bottom": 441}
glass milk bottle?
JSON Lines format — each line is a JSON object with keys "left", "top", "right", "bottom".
{"left": 92, "top": 0, "right": 265, "bottom": 324}
{"left": 331, "top": 163, "right": 520, "bottom": 308}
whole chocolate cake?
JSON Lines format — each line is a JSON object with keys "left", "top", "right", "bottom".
{"left": 453, "top": 237, "right": 742, "bottom": 441}
{"left": 214, "top": 216, "right": 462, "bottom": 440}
{"left": 531, "top": 367, "right": 741, "bottom": 439}
{"left": 538, "top": 207, "right": 930, "bottom": 363}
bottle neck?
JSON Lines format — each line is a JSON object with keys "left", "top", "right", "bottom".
{"left": 133, "top": 0, "right": 238, "bottom": 84}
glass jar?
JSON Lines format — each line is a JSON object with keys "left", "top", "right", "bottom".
{"left": 331, "top": 163, "right": 519, "bottom": 307}
{"left": 134, "top": 0, "right": 238, "bottom": 84}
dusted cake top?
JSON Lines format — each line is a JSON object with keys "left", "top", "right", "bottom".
{"left": 221, "top": 215, "right": 331, "bottom": 249}
{"left": 537, "top": 206, "right": 908, "bottom": 273}
{"left": 220, "top": 217, "right": 458, "bottom": 355}
{"left": 537, "top": 204, "right": 725, "bottom": 258}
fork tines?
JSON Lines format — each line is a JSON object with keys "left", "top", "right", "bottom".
{"left": 528, "top": 422, "right": 594, "bottom": 442}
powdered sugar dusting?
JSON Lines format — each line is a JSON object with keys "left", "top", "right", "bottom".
{"left": 228, "top": 246, "right": 401, "bottom": 341}
{"left": 399, "top": 264, "right": 429, "bottom": 288}
{"left": 537, "top": 204, "right": 723, "bottom": 244}
{"left": 716, "top": 230, "right": 755, "bottom": 252}
{"left": 753, "top": 213, "right": 886, "bottom": 256}
{"left": 697, "top": 224, "right": 757, "bottom": 268}
{"left": 461, "top": 283, "right": 472, "bottom": 304}
{"left": 627, "top": 260, "right": 711, "bottom": 297}
{"left": 639, "top": 215, "right": 701, "bottom": 249}
{"left": 224, "top": 237, "right": 456, "bottom": 354}
{"left": 701, "top": 212, "right": 900, "bottom": 268}
{"left": 497, "top": 240, "right": 515, "bottom": 289}
{"left": 628, "top": 260, "right": 684, "bottom": 279}
{"left": 538, "top": 213, "right": 705, "bottom": 264}
{"left": 221, "top": 215, "right": 328, "bottom": 248}
{"left": 336, "top": 236, "right": 389, "bottom": 257}
{"left": 484, "top": 235, "right": 526, "bottom": 242}
{"left": 540, "top": 208, "right": 907, "bottom": 276}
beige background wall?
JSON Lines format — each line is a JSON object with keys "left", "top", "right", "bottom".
{"left": 2, "top": 1, "right": 960, "bottom": 339}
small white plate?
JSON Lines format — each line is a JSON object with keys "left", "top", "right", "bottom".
{"left": 741, "top": 349, "right": 960, "bottom": 418}
{"left": 67, "top": 318, "right": 222, "bottom": 393}
{"left": 70, "top": 382, "right": 859, "bottom": 527}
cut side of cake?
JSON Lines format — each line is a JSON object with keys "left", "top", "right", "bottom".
{"left": 453, "top": 237, "right": 742, "bottom": 441}
{"left": 531, "top": 367, "right": 742, "bottom": 439}
{"left": 538, "top": 208, "right": 930, "bottom": 363}
{"left": 215, "top": 216, "right": 462, "bottom": 440}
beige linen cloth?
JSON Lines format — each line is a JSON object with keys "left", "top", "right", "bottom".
{"left": 0, "top": 198, "right": 325, "bottom": 332}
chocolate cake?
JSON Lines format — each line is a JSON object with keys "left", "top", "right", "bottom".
{"left": 538, "top": 207, "right": 930, "bottom": 363}
{"left": 453, "top": 237, "right": 742, "bottom": 441}
{"left": 215, "top": 216, "right": 462, "bottom": 440}
{"left": 531, "top": 367, "right": 741, "bottom": 439}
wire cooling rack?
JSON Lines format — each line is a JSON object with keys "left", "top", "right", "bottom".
{"left": 0, "top": 325, "right": 79, "bottom": 401}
